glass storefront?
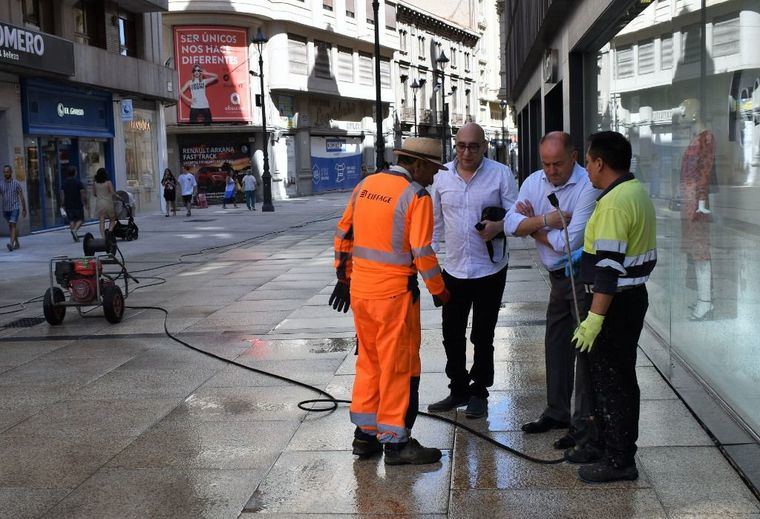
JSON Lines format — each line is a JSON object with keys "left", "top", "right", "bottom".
{"left": 587, "top": 0, "right": 760, "bottom": 436}
{"left": 123, "top": 106, "right": 159, "bottom": 213}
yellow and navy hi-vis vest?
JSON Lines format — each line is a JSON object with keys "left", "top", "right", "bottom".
{"left": 580, "top": 173, "right": 657, "bottom": 294}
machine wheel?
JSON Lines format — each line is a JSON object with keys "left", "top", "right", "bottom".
{"left": 102, "top": 285, "right": 125, "bottom": 324}
{"left": 43, "top": 287, "right": 66, "bottom": 325}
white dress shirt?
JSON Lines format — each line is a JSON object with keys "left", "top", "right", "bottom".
{"left": 504, "top": 163, "right": 600, "bottom": 270}
{"left": 432, "top": 157, "right": 518, "bottom": 279}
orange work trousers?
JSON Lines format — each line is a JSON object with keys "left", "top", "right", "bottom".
{"left": 349, "top": 290, "right": 421, "bottom": 444}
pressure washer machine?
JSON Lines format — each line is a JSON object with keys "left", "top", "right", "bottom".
{"left": 43, "top": 232, "right": 138, "bottom": 325}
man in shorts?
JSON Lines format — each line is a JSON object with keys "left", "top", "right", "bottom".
{"left": 1, "top": 165, "right": 27, "bottom": 251}
{"left": 178, "top": 166, "right": 198, "bottom": 216}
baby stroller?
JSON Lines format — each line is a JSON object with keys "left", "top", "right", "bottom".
{"left": 111, "top": 190, "right": 139, "bottom": 241}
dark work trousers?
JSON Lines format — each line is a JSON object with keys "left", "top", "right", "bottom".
{"left": 586, "top": 285, "right": 649, "bottom": 468}
{"left": 441, "top": 266, "right": 508, "bottom": 398}
{"left": 543, "top": 271, "right": 594, "bottom": 440}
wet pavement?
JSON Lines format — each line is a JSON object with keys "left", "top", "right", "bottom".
{"left": 0, "top": 194, "right": 758, "bottom": 518}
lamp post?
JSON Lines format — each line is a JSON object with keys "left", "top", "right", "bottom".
{"left": 410, "top": 78, "right": 421, "bottom": 137}
{"left": 499, "top": 99, "right": 508, "bottom": 166}
{"left": 372, "top": 0, "right": 384, "bottom": 169}
{"left": 436, "top": 51, "right": 449, "bottom": 162}
{"left": 251, "top": 28, "right": 274, "bottom": 212}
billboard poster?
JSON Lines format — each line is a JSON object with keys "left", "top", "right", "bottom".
{"left": 180, "top": 143, "right": 251, "bottom": 198}
{"left": 174, "top": 26, "right": 250, "bottom": 123}
{"left": 311, "top": 137, "right": 363, "bottom": 193}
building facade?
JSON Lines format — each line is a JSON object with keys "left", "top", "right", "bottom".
{"left": 0, "top": 0, "right": 175, "bottom": 234}
{"left": 502, "top": 0, "right": 760, "bottom": 492}
{"left": 164, "top": 0, "right": 397, "bottom": 200}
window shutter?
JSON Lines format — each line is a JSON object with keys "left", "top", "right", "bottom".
{"left": 288, "top": 35, "right": 308, "bottom": 75}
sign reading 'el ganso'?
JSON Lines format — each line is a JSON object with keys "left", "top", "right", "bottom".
{"left": 174, "top": 26, "right": 251, "bottom": 124}
{"left": 0, "top": 21, "right": 74, "bottom": 76}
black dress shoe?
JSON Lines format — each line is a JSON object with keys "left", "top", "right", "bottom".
{"left": 352, "top": 437, "right": 382, "bottom": 458}
{"left": 564, "top": 443, "right": 604, "bottom": 464}
{"left": 428, "top": 393, "right": 470, "bottom": 412}
{"left": 464, "top": 396, "right": 488, "bottom": 419}
{"left": 521, "top": 416, "right": 569, "bottom": 433}
{"left": 578, "top": 462, "right": 638, "bottom": 483}
{"left": 553, "top": 433, "right": 576, "bottom": 450}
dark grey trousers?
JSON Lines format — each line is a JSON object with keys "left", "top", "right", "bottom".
{"left": 543, "top": 272, "right": 594, "bottom": 438}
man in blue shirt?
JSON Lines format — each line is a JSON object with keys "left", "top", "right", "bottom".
{"left": 428, "top": 123, "right": 518, "bottom": 418}
{"left": 505, "top": 132, "right": 599, "bottom": 452}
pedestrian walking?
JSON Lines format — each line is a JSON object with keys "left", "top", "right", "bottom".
{"left": 242, "top": 170, "right": 257, "bottom": 211}
{"left": 93, "top": 168, "right": 116, "bottom": 238}
{"left": 428, "top": 122, "right": 518, "bottom": 419}
{"left": 222, "top": 174, "right": 237, "bottom": 209}
{"left": 504, "top": 131, "right": 600, "bottom": 451}
{"left": 1, "top": 165, "right": 26, "bottom": 251}
{"left": 59, "top": 165, "right": 88, "bottom": 242}
{"left": 571, "top": 131, "right": 657, "bottom": 483}
{"left": 161, "top": 168, "right": 177, "bottom": 217}
{"left": 331, "top": 137, "right": 451, "bottom": 465}
{"left": 178, "top": 166, "right": 197, "bottom": 216}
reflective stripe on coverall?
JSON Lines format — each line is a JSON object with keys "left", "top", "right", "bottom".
{"left": 334, "top": 166, "right": 445, "bottom": 443}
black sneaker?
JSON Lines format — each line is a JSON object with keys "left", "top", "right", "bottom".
{"left": 352, "top": 437, "right": 382, "bottom": 458}
{"left": 578, "top": 462, "right": 639, "bottom": 483}
{"left": 553, "top": 433, "right": 576, "bottom": 450}
{"left": 464, "top": 395, "right": 488, "bottom": 419}
{"left": 521, "top": 415, "right": 569, "bottom": 433}
{"left": 384, "top": 438, "right": 442, "bottom": 466}
{"left": 427, "top": 393, "right": 469, "bottom": 412}
{"left": 564, "top": 443, "right": 604, "bottom": 464}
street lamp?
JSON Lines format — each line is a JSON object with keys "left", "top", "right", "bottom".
{"left": 436, "top": 50, "right": 449, "bottom": 162}
{"left": 410, "top": 78, "right": 422, "bottom": 137}
{"left": 499, "top": 99, "right": 508, "bottom": 166}
{"left": 372, "top": 0, "right": 384, "bottom": 169}
{"left": 250, "top": 28, "right": 274, "bottom": 212}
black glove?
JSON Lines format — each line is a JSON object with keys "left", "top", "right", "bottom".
{"left": 329, "top": 280, "right": 351, "bottom": 313}
{"left": 432, "top": 288, "right": 451, "bottom": 307}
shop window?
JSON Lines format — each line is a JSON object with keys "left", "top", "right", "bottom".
{"left": 287, "top": 34, "right": 308, "bottom": 76}
{"left": 615, "top": 45, "right": 634, "bottom": 79}
{"left": 314, "top": 40, "right": 333, "bottom": 79}
{"left": 337, "top": 46, "right": 354, "bottom": 82}
{"left": 123, "top": 108, "right": 157, "bottom": 213}
{"left": 117, "top": 11, "right": 138, "bottom": 57}
{"left": 712, "top": 14, "right": 740, "bottom": 58}
{"left": 73, "top": 0, "right": 105, "bottom": 49}
{"left": 346, "top": 0, "right": 355, "bottom": 18}
{"left": 661, "top": 35, "right": 673, "bottom": 69}
{"left": 358, "top": 52, "right": 373, "bottom": 86}
{"left": 681, "top": 23, "right": 701, "bottom": 64}
{"left": 638, "top": 40, "right": 654, "bottom": 75}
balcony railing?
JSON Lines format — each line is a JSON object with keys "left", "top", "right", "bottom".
{"left": 399, "top": 107, "right": 416, "bottom": 122}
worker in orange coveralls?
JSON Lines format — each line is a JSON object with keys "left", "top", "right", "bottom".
{"left": 330, "top": 137, "right": 451, "bottom": 466}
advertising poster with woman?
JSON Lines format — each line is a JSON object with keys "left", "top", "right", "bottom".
{"left": 174, "top": 26, "right": 251, "bottom": 124}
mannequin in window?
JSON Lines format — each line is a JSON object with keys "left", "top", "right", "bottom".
{"left": 678, "top": 98, "right": 715, "bottom": 320}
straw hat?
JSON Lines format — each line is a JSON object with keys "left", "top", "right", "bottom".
{"left": 393, "top": 137, "right": 447, "bottom": 170}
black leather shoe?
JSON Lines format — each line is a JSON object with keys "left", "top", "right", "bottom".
{"left": 553, "top": 433, "right": 576, "bottom": 450}
{"left": 428, "top": 393, "right": 469, "bottom": 412}
{"left": 352, "top": 437, "right": 382, "bottom": 458}
{"left": 384, "top": 438, "right": 442, "bottom": 465}
{"left": 564, "top": 443, "right": 604, "bottom": 464}
{"left": 464, "top": 396, "right": 488, "bottom": 419}
{"left": 521, "top": 416, "right": 569, "bottom": 433}
{"left": 578, "top": 462, "right": 639, "bottom": 483}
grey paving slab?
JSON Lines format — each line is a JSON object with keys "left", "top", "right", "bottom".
{"left": 449, "top": 488, "right": 667, "bottom": 519}
{"left": 0, "top": 488, "right": 69, "bottom": 519}
{"left": 0, "top": 404, "right": 44, "bottom": 434}
{"left": 73, "top": 367, "right": 218, "bottom": 400}
{"left": 234, "top": 337, "right": 353, "bottom": 361}
{"left": 244, "top": 451, "right": 451, "bottom": 515}
{"left": 0, "top": 356, "right": 131, "bottom": 387}
{"left": 489, "top": 361, "right": 546, "bottom": 393}
{"left": 108, "top": 420, "right": 300, "bottom": 470}
{"left": 637, "top": 399, "right": 713, "bottom": 447}
{"left": 451, "top": 392, "right": 550, "bottom": 433}
{"left": 41, "top": 468, "right": 263, "bottom": 519}
{"left": 0, "top": 341, "right": 69, "bottom": 366}
{"left": 638, "top": 446, "right": 760, "bottom": 516}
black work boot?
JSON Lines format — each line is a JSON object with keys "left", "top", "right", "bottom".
{"left": 564, "top": 442, "right": 604, "bottom": 464}
{"left": 427, "top": 392, "right": 469, "bottom": 412}
{"left": 384, "top": 438, "right": 442, "bottom": 465}
{"left": 352, "top": 429, "right": 382, "bottom": 458}
{"left": 578, "top": 461, "right": 639, "bottom": 483}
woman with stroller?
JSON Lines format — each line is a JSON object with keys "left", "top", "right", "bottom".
{"left": 222, "top": 173, "right": 237, "bottom": 209}
{"left": 93, "top": 167, "right": 116, "bottom": 237}
{"left": 162, "top": 168, "right": 177, "bottom": 217}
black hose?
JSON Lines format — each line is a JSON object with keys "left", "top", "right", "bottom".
{"left": 127, "top": 304, "right": 566, "bottom": 465}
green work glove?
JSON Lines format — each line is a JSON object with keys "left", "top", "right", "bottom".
{"left": 572, "top": 312, "right": 605, "bottom": 353}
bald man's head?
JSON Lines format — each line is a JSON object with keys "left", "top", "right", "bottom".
{"left": 454, "top": 123, "right": 487, "bottom": 171}
{"left": 539, "top": 131, "right": 577, "bottom": 186}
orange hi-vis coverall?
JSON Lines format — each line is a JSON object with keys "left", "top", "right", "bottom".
{"left": 334, "top": 165, "right": 446, "bottom": 444}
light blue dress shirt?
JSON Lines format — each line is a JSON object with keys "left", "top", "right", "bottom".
{"left": 432, "top": 157, "right": 518, "bottom": 279}
{"left": 504, "top": 163, "right": 600, "bottom": 270}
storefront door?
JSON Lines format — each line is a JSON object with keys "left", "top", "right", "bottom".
{"left": 29, "top": 137, "right": 77, "bottom": 231}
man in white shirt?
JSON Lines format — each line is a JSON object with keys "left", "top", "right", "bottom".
{"left": 178, "top": 166, "right": 198, "bottom": 216}
{"left": 428, "top": 123, "right": 518, "bottom": 419}
{"left": 504, "top": 131, "right": 600, "bottom": 455}
{"left": 242, "top": 171, "right": 257, "bottom": 211}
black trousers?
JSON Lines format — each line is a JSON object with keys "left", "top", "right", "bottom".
{"left": 543, "top": 272, "right": 594, "bottom": 438}
{"left": 586, "top": 285, "right": 648, "bottom": 468}
{"left": 441, "top": 266, "right": 508, "bottom": 398}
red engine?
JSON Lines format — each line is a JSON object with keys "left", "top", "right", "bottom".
{"left": 55, "top": 259, "right": 102, "bottom": 303}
